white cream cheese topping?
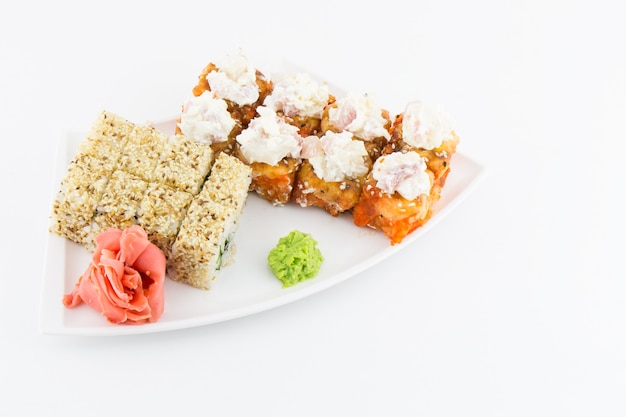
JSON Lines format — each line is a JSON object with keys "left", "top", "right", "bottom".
{"left": 328, "top": 93, "right": 391, "bottom": 141}
{"left": 236, "top": 106, "right": 303, "bottom": 165}
{"left": 264, "top": 73, "right": 329, "bottom": 118}
{"left": 372, "top": 151, "right": 431, "bottom": 200}
{"left": 301, "top": 131, "right": 369, "bottom": 182}
{"left": 177, "top": 91, "right": 236, "bottom": 144}
{"left": 206, "top": 51, "right": 259, "bottom": 106}
{"left": 402, "top": 101, "right": 454, "bottom": 150}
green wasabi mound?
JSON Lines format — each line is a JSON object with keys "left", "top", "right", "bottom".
{"left": 268, "top": 230, "right": 324, "bottom": 288}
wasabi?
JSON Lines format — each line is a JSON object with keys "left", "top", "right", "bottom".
{"left": 268, "top": 230, "right": 324, "bottom": 287}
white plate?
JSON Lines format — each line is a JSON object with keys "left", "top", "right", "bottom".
{"left": 39, "top": 118, "right": 487, "bottom": 336}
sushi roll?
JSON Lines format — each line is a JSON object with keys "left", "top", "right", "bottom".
{"left": 49, "top": 154, "right": 113, "bottom": 248}
{"left": 321, "top": 93, "right": 391, "bottom": 161}
{"left": 385, "top": 100, "right": 460, "bottom": 199}
{"left": 292, "top": 130, "right": 370, "bottom": 216}
{"left": 50, "top": 110, "right": 135, "bottom": 247}
{"left": 263, "top": 72, "right": 331, "bottom": 137}
{"left": 117, "top": 123, "right": 168, "bottom": 183}
{"left": 167, "top": 152, "right": 252, "bottom": 290}
{"left": 91, "top": 169, "right": 149, "bottom": 239}
{"left": 234, "top": 105, "right": 304, "bottom": 206}
{"left": 197, "top": 148, "right": 254, "bottom": 205}
{"left": 176, "top": 91, "right": 242, "bottom": 156}
{"left": 352, "top": 100, "right": 459, "bottom": 244}
{"left": 78, "top": 110, "right": 134, "bottom": 171}
{"left": 136, "top": 182, "right": 194, "bottom": 258}
{"left": 153, "top": 133, "right": 215, "bottom": 195}
{"left": 190, "top": 50, "right": 272, "bottom": 128}
{"left": 352, "top": 150, "right": 435, "bottom": 245}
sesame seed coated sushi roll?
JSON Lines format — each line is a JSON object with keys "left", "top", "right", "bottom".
{"left": 198, "top": 151, "right": 253, "bottom": 205}
{"left": 92, "top": 169, "right": 149, "bottom": 238}
{"left": 78, "top": 110, "right": 134, "bottom": 171}
{"left": 49, "top": 154, "right": 112, "bottom": 247}
{"left": 118, "top": 124, "right": 167, "bottom": 183}
{"left": 136, "top": 182, "right": 194, "bottom": 258}
{"left": 167, "top": 153, "right": 251, "bottom": 290}
{"left": 50, "top": 110, "right": 135, "bottom": 247}
{"left": 168, "top": 201, "right": 237, "bottom": 290}
{"left": 153, "top": 133, "right": 215, "bottom": 195}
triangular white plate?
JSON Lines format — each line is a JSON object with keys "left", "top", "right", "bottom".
{"left": 40, "top": 115, "right": 486, "bottom": 336}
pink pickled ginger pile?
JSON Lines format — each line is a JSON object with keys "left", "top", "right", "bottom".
{"left": 63, "top": 225, "right": 166, "bottom": 325}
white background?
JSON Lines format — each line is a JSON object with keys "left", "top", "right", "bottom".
{"left": 2, "top": 0, "right": 625, "bottom": 415}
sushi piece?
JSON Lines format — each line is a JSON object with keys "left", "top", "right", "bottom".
{"left": 234, "top": 106, "right": 304, "bottom": 206}
{"left": 197, "top": 149, "right": 254, "bottom": 205}
{"left": 117, "top": 124, "right": 167, "bottom": 183}
{"left": 153, "top": 133, "right": 215, "bottom": 195}
{"left": 352, "top": 100, "right": 460, "bottom": 244}
{"left": 385, "top": 100, "right": 460, "bottom": 198}
{"left": 352, "top": 150, "right": 435, "bottom": 245}
{"left": 176, "top": 91, "right": 243, "bottom": 156}
{"left": 292, "top": 130, "right": 370, "bottom": 216}
{"left": 78, "top": 109, "right": 134, "bottom": 171}
{"left": 50, "top": 110, "right": 135, "bottom": 246}
{"left": 136, "top": 182, "right": 194, "bottom": 258}
{"left": 190, "top": 50, "right": 272, "bottom": 128}
{"left": 263, "top": 72, "right": 331, "bottom": 137}
{"left": 49, "top": 154, "right": 112, "bottom": 247}
{"left": 167, "top": 153, "right": 252, "bottom": 290}
{"left": 321, "top": 93, "right": 391, "bottom": 161}
{"left": 91, "top": 169, "right": 149, "bottom": 241}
